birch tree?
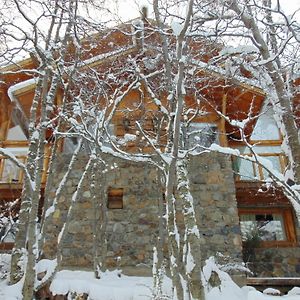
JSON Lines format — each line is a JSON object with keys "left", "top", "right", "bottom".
{"left": 208, "top": 0, "right": 300, "bottom": 184}
{"left": 0, "top": 1, "right": 111, "bottom": 299}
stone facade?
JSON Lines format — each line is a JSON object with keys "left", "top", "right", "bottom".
{"left": 42, "top": 152, "right": 244, "bottom": 276}
{"left": 247, "top": 220, "right": 300, "bottom": 277}
{"left": 249, "top": 247, "right": 300, "bottom": 277}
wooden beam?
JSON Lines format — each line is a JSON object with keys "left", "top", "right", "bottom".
{"left": 219, "top": 93, "right": 228, "bottom": 147}
{"left": 247, "top": 277, "right": 300, "bottom": 287}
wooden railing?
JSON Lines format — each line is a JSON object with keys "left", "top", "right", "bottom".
{"left": 0, "top": 141, "right": 50, "bottom": 184}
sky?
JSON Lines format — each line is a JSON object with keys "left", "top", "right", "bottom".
{"left": 0, "top": 0, "right": 299, "bottom": 65}
{"left": 113, "top": 0, "right": 300, "bottom": 21}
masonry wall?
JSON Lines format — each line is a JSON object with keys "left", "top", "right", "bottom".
{"left": 42, "top": 152, "right": 244, "bottom": 276}
{"left": 250, "top": 248, "right": 300, "bottom": 277}
{"left": 249, "top": 221, "right": 300, "bottom": 277}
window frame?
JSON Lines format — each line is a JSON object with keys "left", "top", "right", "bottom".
{"left": 238, "top": 207, "right": 297, "bottom": 248}
{"left": 233, "top": 152, "right": 286, "bottom": 182}
{"left": 107, "top": 188, "right": 123, "bottom": 209}
{"left": 185, "top": 122, "right": 219, "bottom": 150}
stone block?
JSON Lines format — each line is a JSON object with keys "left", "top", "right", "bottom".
{"left": 82, "top": 191, "right": 91, "bottom": 198}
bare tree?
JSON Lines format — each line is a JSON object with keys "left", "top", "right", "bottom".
{"left": 0, "top": 0, "right": 112, "bottom": 299}
{"left": 206, "top": 0, "right": 300, "bottom": 185}
{"left": 1, "top": 1, "right": 299, "bottom": 300}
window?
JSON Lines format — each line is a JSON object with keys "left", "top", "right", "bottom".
{"left": 0, "top": 147, "right": 28, "bottom": 183}
{"left": 239, "top": 208, "right": 297, "bottom": 247}
{"left": 233, "top": 146, "right": 285, "bottom": 181}
{"left": 250, "top": 107, "right": 281, "bottom": 141}
{"left": 0, "top": 197, "right": 21, "bottom": 250}
{"left": 186, "top": 123, "right": 218, "bottom": 150}
{"left": 240, "top": 213, "right": 286, "bottom": 241}
{"left": 107, "top": 188, "right": 123, "bottom": 209}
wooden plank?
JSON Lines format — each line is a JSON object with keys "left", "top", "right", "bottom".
{"left": 219, "top": 93, "right": 228, "bottom": 147}
{"left": 0, "top": 242, "right": 14, "bottom": 251}
{"left": 247, "top": 277, "right": 300, "bottom": 286}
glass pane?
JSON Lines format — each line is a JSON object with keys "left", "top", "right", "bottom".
{"left": 186, "top": 123, "right": 218, "bottom": 149}
{"left": 240, "top": 214, "right": 257, "bottom": 241}
{"left": 252, "top": 146, "right": 281, "bottom": 154}
{"left": 236, "top": 146, "right": 282, "bottom": 155}
{"left": 6, "top": 125, "right": 27, "bottom": 141}
{"left": 0, "top": 217, "right": 17, "bottom": 243}
{"left": 251, "top": 108, "right": 281, "bottom": 140}
{"left": 0, "top": 148, "right": 28, "bottom": 183}
{"left": 240, "top": 213, "right": 286, "bottom": 242}
{"left": 237, "top": 157, "right": 256, "bottom": 180}
{"left": 1, "top": 159, "right": 21, "bottom": 182}
{"left": 258, "top": 214, "right": 286, "bottom": 241}
{"left": 261, "top": 156, "right": 282, "bottom": 179}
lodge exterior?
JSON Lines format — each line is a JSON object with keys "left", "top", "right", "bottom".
{"left": 0, "top": 18, "right": 299, "bottom": 287}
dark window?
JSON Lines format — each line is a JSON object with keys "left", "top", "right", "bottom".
{"left": 107, "top": 188, "right": 123, "bottom": 209}
{"left": 186, "top": 123, "right": 218, "bottom": 150}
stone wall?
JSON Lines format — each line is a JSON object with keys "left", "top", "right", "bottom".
{"left": 249, "top": 247, "right": 300, "bottom": 277}
{"left": 248, "top": 222, "right": 300, "bottom": 277}
{"left": 42, "top": 152, "right": 244, "bottom": 276}
{"left": 188, "top": 154, "right": 243, "bottom": 263}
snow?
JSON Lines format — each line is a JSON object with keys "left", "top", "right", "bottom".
{"left": 117, "top": 133, "right": 137, "bottom": 145}
{"left": 171, "top": 21, "right": 184, "bottom": 36}
{"left": 45, "top": 205, "right": 55, "bottom": 218}
{"left": 35, "top": 259, "right": 57, "bottom": 288}
{"left": 1, "top": 254, "right": 300, "bottom": 300}
{"left": 185, "top": 243, "right": 196, "bottom": 274}
{"left": 50, "top": 270, "right": 171, "bottom": 300}
{"left": 209, "top": 143, "right": 240, "bottom": 156}
{"left": 288, "top": 287, "right": 300, "bottom": 296}
{"left": 220, "top": 45, "right": 258, "bottom": 56}
{"left": 263, "top": 287, "right": 281, "bottom": 295}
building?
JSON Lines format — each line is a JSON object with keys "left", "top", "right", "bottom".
{"left": 0, "top": 18, "right": 299, "bottom": 286}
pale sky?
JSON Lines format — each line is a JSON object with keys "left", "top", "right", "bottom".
{"left": 113, "top": 0, "right": 300, "bottom": 22}
{"left": 1, "top": 0, "right": 299, "bottom": 64}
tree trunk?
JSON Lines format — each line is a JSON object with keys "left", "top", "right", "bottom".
{"left": 9, "top": 76, "right": 44, "bottom": 284}
{"left": 165, "top": 163, "right": 185, "bottom": 300}
{"left": 226, "top": 0, "right": 300, "bottom": 185}
{"left": 177, "top": 158, "right": 205, "bottom": 300}
{"left": 91, "top": 157, "right": 107, "bottom": 278}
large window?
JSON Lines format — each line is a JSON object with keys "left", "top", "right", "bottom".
{"left": 233, "top": 146, "right": 285, "bottom": 181}
{"left": 239, "top": 208, "right": 297, "bottom": 247}
{"left": 0, "top": 147, "right": 28, "bottom": 183}
{"left": 240, "top": 213, "right": 286, "bottom": 241}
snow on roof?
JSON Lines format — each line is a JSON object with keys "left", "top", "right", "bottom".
{"left": 7, "top": 78, "right": 37, "bottom": 101}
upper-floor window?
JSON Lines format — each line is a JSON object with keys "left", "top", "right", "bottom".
{"left": 6, "top": 125, "right": 27, "bottom": 141}
{"left": 251, "top": 107, "right": 281, "bottom": 141}
{"left": 0, "top": 147, "right": 28, "bottom": 183}
{"left": 185, "top": 123, "right": 218, "bottom": 150}
{"left": 233, "top": 145, "right": 285, "bottom": 181}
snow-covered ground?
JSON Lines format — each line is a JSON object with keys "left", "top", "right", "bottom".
{"left": 1, "top": 254, "right": 300, "bottom": 300}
